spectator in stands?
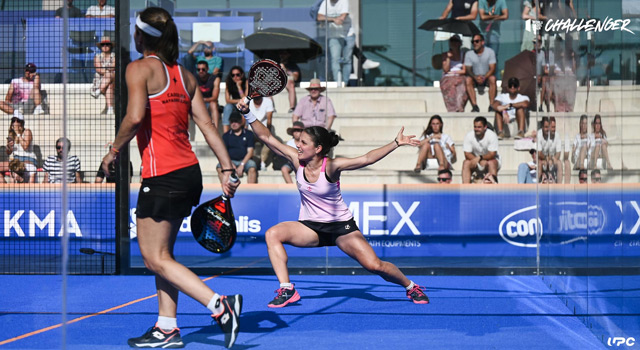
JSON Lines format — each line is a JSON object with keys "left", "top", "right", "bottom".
{"left": 570, "top": 114, "right": 589, "bottom": 170}
{"left": 539, "top": 168, "right": 556, "bottom": 184}
{"left": 437, "top": 169, "right": 453, "bottom": 184}
{"left": 8, "top": 159, "right": 35, "bottom": 183}
{"left": 55, "top": 0, "right": 83, "bottom": 18}
{"left": 223, "top": 66, "right": 248, "bottom": 133}
{"left": 292, "top": 78, "right": 336, "bottom": 130}
{"left": 482, "top": 172, "right": 498, "bottom": 184}
{"left": 317, "top": 0, "right": 352, "bottom": 83}
{"left": 517, "top": 149, "right": 537, "bottom": 183}
{"left": 7, "top": 112, "right": 36, "bottom": 171}
{"left": 187, "top": 41, "right": 223, "bottom": 76}
{"left": 218, "top": 113, "right": 257, "bottom": 183}
{"left": 535, "top": 35, "right": 553, "bottom": 112}
{"left": 91, "top": 36, "right": 116, "bottom": 115}
{"left": 0, "top": 63, "right": 45, "bottom": 116}
{"left": 478, "top": 0, "right": 509, "bottom": 56}
{"left": 439, "top": 0, "right": 479, "bottom": 20}
{"left": 43, "top": 137, "right": 82, "bottom": 183}
{"left": 462, "top": 116, "right": 500, "bottom": 183}
{"left": 249, "top": 96, "right": 275, "bottom": 170}
{"left": 273, "top": 121, "right": 305, "bottom": 184}
{"left": 520, "top": 1, "right": 545, "bottom": 52}
{"left": 85, "top": 0, "right": 115, "bottom": 18}
{"left": 95, "top": 145, "right": 133, "bottom": 183}
{"left": 588, "top": 114, "right": 613, "bottom": 170}
{"left": 439, "top": 35, "right": 467, "bottom": 112}
{"left": 577, "top": 169, "right": 588, "bottom": 184}
{"left": 491, "top": 77, "right": 529, "bottom": 140}
{"left": 279, "top": 50, "right": 301, "bottom": 113}
{"left": 552, "top": 36, "right": 577, "bottom": 112}
{"left": 414, "top": 115, "right": 456, "bottom": 173}
{"left": 464, "top": 34, "right": 497, "bottom": 113}
{"left": 195, "top": 61, "right": 220, "bottom": 128}
{"left": 537, "top": 116, "right": 564, "bottom": 183}
{"left": 591, "top": 169, "right": 602, "bottom": 183}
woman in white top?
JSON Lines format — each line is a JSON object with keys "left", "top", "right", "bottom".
{"left": 571, "top": 114, "right": 589, "bottom": 170}
{"left": 588, "top": 114, "right": 613, "bottom": 170}
{"left": 439, "top": 35, "right": 467, "bottom": 112}
{"left": 414, "top": 115, "right": 456, "bottom": 172}
{"left": 6, "top": 115, "right": 36, "bottom": 183}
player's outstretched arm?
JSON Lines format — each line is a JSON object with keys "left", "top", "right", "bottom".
{"left": 330, "top": 127, "right": 419, "bottom": 173}
{"left": 237, "top": 101, "right": 299, "bottom": 167}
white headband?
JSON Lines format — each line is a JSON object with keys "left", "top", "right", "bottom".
{"left": 136, "top": 15, "right": 162, "bottom": 37}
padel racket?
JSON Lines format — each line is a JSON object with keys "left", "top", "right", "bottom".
{"left": 243, "top": 59, "right": 287, "bottom": 104}
{"left": 190, "top": 176, "right": 239, "bottom": 254}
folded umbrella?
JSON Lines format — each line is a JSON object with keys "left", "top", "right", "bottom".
{"left": 244, "top": 27, "right": 323, "bottom": 63}
{"left": 418, "top": 18, "right": 481, "bottom": 37}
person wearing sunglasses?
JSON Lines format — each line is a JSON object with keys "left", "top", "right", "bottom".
{"left": 577, "top": 169, "right": 588, "bottom": 184}
{"left": 43, "top": 137, "right": 82, "bottom": 183}
{"left": 462, "top": 116, "right": 501, "bottom": 183}
{"left": 464, "top": 34, "right": 497, "bottom": 113}
{"left": 90, "top": 36, "right": 116, "bottom": 115}
{"left": 195, "top": 61, "right": 221, "bottom": 129}
{"left": 223, "top": 66, "right": 248, "bottom": 133}
{"left": 491, "top": 77, "right": 529, "bottom": 140}
{"left": 437, "top": 169, "right": 453, "bottom": 184}
{"left": 0, "top": 63, "right": 45, "bottom": 116}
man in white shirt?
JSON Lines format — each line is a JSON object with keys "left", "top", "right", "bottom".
{"left": 249, "top": 97, "right": 274, "bottom": 170}
{"left": 317, "top": 0, "right": 351, "bottom": 83}
{"left": 462, "top": 116, "right": 501, "bottom": 183}
{"left": 537, "top": 116, "right": 563, "bottom": 182}
{"left": 85, "top": 0, "right": 115, "bottom": 18}
{"left": 491, "top": 77, "right": 529, "bottom": 139}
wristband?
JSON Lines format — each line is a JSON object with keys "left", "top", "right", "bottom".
{"left": 111, "top": 147, "right": 120, "bottom": 154}
{"left": 240, "top": 162, "right": 245, "bottom": 166}
{"left": 394, "top": 139, "right": 399, "bottom": 147}
{"left": 243, "top": 111, "right": 257, "bottom": 124}
{"left": 221, "top": 168, "right": 235, "bottom": 173}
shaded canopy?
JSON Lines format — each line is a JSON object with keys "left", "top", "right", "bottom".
{"left": 244, "top": 27, "right": 323, "bottom": 63}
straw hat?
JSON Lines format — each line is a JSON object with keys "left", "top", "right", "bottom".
{"left": 305, "top": 78, "right": 326, "bottom": 92}
{"left": 286, "top": 121, "right": 305, "bottom": 135}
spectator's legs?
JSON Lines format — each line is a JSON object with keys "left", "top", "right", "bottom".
{"left": 103, "top": 70, "right": 115, "bottom": 108}
{"left": 563, "top": 151, "right": 571, "bottom": 183}
{"left": 341, "top": 35, "right": 355, "bottom": 84}
{"left": 601, "top": 143, "right": 613, "bottom": 169}
{"left": 576, "top": 145, "right": 588, "bottom": 170}
{"left": 414, "top": 140, "right": 429, "bottom": 172}
{"left": 247, "top": 167, "right": 257, "bottom": 183}
{"left": 486, "top": 32, "right": 500, "bottom": 58}
{"left": 515, "top": 108, "right": 526, "bottom": 133}
{"left": 222, "top": 104, "right": 235, "bottom": 133}
{"left": 286, "top": 78, "right": 296, "bottom": 110}
{"left": 589, "top": 144, "right": 601, "bottom": 169}
{"left": 328, "top": 38, "right": 343, "bottom": 82}
{"left": 211, "top": 77, "right": 221, "bottom": 129}
{"left": 352, "top": 44, "right": 366, "bottom": 62}
{"left": 487, "top": 159, "right": 498, "bottom": 178}
{"left": 517, "top": 163, "right": 532, "bottom": 183}
{"left": 494, "top": 111, "right": 504, "bottom": 132}
{"left": 0, "top": 101, "right": 15, "bottom": 114}
{"left": 31, "top": 74, "right": 42, "bottom": 107}
{"left": 432, "top": 143, "right": 448, "bottom": 170}
{"left": 487, "top": 76, "right": 497, "bottom": 104}
{"left": 280, "top": 167, "right": 293, "bottom": 183}
{"left": 554, "top": 158, "right": 563, "bottom": 183}
{"left": 465, "top": 77, "right": 478, "bottom": 107}
{"left": 462, "top": 159, "right": 474, "bottom": 183}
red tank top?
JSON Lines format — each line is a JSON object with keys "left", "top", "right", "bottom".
{"left": 136, "top": 56, "right": 198, "bottom": 178}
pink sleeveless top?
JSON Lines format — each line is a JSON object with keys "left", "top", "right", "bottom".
{"left": 296, "top": 157, "right": 352, "bottom": 222}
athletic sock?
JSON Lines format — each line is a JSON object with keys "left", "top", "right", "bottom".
{"left": 405, "top": 281, "right": 415, "bottom": 291}
{"left": 207, "top": 293, "right": 224, "bottom": 316}
{"left": 280, "top": 282, "right": 293, "bottom": 290}
{"left": 157, "top": 316, "right": 177, "bottom": 331}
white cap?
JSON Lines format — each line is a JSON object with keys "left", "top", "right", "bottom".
{"left": 13, "top": 109, "right": 24, "bottom": 120}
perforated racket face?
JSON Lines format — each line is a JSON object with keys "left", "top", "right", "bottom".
{"left": 247, "top": 59, "right": 287, "bottom": 98}
{"left": 190, "top": 196, "right": 237, "bottom": 254}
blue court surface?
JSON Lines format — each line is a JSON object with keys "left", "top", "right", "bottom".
{"left": 0, "top": 274, "right": 627, "bottom": 349}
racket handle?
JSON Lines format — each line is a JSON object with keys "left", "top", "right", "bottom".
{"left": 229, "top": 173, "right": 239, "bottom": 183}
{"left": 239, "top": 97, "right": 251, "bottom": 114}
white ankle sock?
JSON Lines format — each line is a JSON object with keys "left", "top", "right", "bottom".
{"left": 207, "top": 293, "right": 224, "bottom": 315}
{"left": 280, "top": 283, "right": 292, "bottom": 289}
{"left": 157, "top": 316, "right": 177, "bottom": 331}
{"left": 405, "top": 281, "right": 415, "bottom": 291}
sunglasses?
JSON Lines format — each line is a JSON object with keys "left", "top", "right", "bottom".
{"left": 231, "top": 73, "right": 242, "bottom": 77}
{"left": 437, "top": 177, "right": 451, "bottom": 182}
{"left": 579, "top": 177, "right": 588, "bottom": 181}
{"left": 197, "top": 68, "right": 207, "bottom": 72}
{"left": 56, "top": 145, "right": 63, "bottom": 150}
{"left": 25, "top": 68, "right": 36, "bottom": 73}
{"left": 593, "top": 178, "right": 602, "bottom": 182}
{"left": 100, "top": 43, "right": 112, "bottom": 46}
{"left": 292, "top": 128, "right": 303, "bottom": 132}
{"left": 472, "top": 40, "right": 482, "bottom": 43}
{"left": 308, "top": 88, "right": 321, "bottom": 91}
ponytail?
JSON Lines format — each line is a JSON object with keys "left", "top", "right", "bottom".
{"left": 137, "top": 7, "right": 179, "bottom": 63}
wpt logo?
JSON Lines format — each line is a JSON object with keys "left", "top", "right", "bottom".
{"left": 499, "top": 206, "right": 542, "bottom": 248}
{"left": 607, "top": 337, "right": 635, "bottom": 347}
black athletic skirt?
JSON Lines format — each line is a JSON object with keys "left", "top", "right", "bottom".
{"left": 136, "top": 164, "right": 203, "bottom": 220}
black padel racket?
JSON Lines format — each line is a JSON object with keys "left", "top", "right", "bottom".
{"left": 190, "top": 176, "right": 239, "bottom": 254}
{"left": 244, "top": 59, "right": 287, "bottom": 103}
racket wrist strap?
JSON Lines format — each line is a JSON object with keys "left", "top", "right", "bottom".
{"left": 243, "top": 111, "right": 257, "bottom": 124}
